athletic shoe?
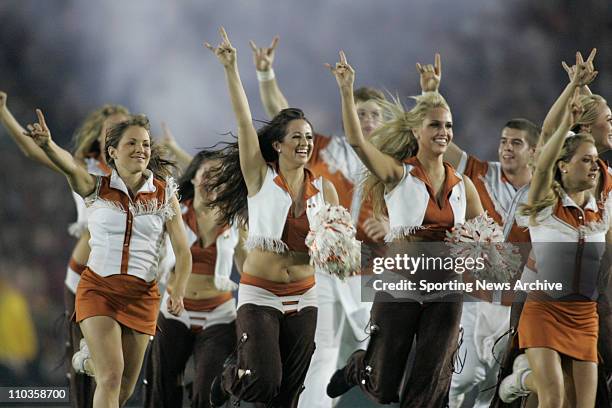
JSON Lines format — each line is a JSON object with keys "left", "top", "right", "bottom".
{"left": 499, "top": 354, "right": 531, "bottom": 403}
{"left": 71, "top": 338, "right": 94, "bottom": 377}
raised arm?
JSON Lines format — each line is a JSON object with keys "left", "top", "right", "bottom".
{"left": 205, "top": 28, "right": 267, "bottom": 195}
{"left": 249, "top": 36, "right": 289, "bottom": 118}
{"left": 0, "top": 92, "right": 62, "bottom": 172}
{"left": 529, "top": 89, "right": 581, "bottom": 205}
{"left": 416, "top": 54, "right": 464, "bottom": 168}
{"left": 159, "top": 122, "right": 193, "bottom": 171}
{"left": 164, "top": 195, "right": 192, "bottom": 316}
{"left": 328, "top": 51, "right": 403, "bottom": 187}
{"left": 539, "top": 49, "right": 597, "bottom": 147}
{"left": 24, "top": 109, "right": 96, "bottom": 197}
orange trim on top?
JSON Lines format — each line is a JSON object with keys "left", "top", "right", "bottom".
{"left": 97, "top": 175, "right": 168, "bottom": 275}
{"left": 404, "top": 156, "right": 461, "bottom": 209}
{"left": 272, "top": 163, "right": 320, "bottom": 202}
{"left": 240, "top": 273, "right": 315, "bottom": 296}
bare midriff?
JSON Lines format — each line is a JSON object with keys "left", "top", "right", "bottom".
{"left": 242, "top": 249, "right": 313, "bottom": 283}
{"left": 167, "top": 272, "right": 230, "bottom": 300}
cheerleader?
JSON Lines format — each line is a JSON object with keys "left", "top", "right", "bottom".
{"left": 325, "top": 51, "right": 485, "bottom": 407}
{"left": 249, "top": 37, "right": 387, "bottom": 408}
{"left": 203, "top": 28, "right": 346, "bottom": 408}
{"left": 498, "top": 87, "right": 606, "bottom": 408}
{"left": 0, "top": 92, "right": 128, "bottom": 408}
{"left": 23, "top": 111, "right": 192, "bottom": 408}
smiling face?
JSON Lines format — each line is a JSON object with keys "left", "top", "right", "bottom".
{"left": 413, "top": 107, "right": 453, "bottom": 156}
{"left": 107, "top": 125, "right": 151, "bottom": 174}
{"left": 356, "top": 99, "right": 383, "bottom": 138}
{"left": 274, "top": 119, "right": 314, "bottom": 165}
{"left": 558, "top": 141, "right": 599, "bottom": 192}
{"left": 498, "top": 127, "right": 534, "bottom": 174}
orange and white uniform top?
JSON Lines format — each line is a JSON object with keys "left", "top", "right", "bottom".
{"left": 68, "top": 158, "right": 112, "bottom": 238}
{"left": 65, "top": 158, "right": 112, "bottom": 293}
{"left": 84, "top": 169, "right": 177, "bottom": 282}
{"left": 516, "top": 191, "right": 609, "bottom": 300}
{"left": 309, "top": 134, "right": 378, "bottom": 245}
{"left": 246, "top": 163, "right": 325, "bottom": 253}
{"left": 384, "top": 156, "right": 466, "bottom": 242}
{"left": 458, "top": 155, "right": 530, "bottom": 243}
{"left": 171, "top": 199, "right": 239, "bottom": 279}
{"left": 520, "top": 158, "right": 612, "bottom": 293}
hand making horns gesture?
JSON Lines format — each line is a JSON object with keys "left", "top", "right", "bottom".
{"left": 249, "top": 36, "right": 279, "bottom": 71}
{"left": 562, "top": 48, "right": 598, "bottom": 87}
{"left": 23, "top": 109, "right": 52, "bottom": 149}
{"left": 204, "top": 27, "right": 237, "bottom": 67}
{"left": 416, "top": 52, "right": 441, "bottom": 93}
{"left": 326, "top": 50, "right": 355, "bottom": 90}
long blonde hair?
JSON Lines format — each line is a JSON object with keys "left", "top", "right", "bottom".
{"left": 520, "top": 133, "right": 595, "bottom": 222}
{"left": 72, "top": 104, "right": 130, "bottom": 159}
{"left": 362, "top": 92, "right": 450, "bottom": 216}
{"left": 572, "top": 94, "right": 607, "bottom": 133}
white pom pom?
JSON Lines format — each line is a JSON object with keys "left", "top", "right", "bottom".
{"left": 306, "top": 204, "right": 361, "bottom": 279}
{"left": 445, "top": 213, "right": 521, "bottom": 282}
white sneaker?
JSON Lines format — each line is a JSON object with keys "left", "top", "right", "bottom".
{"left": 513, "top": 353, "right": 530, "bottom": 372}
{"left": 72, "top": 338, "right": 94, "bottom": 377}
{"left": 499, "top": 354, "right": 531, "bottom": 403}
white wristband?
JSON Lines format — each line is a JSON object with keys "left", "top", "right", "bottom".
{"left": 256, "top": 69, "right": 275, "bottom": 82}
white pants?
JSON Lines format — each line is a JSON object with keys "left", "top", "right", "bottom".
{"left": 449, "top": 300, "right": 510, "bottom": 408}
{"left": 299, "top": 272, "right": 372, "bottom": 408}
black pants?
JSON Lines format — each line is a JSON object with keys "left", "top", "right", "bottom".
{"left": 220, "top": 304, "right": 317, "bottom": 408}
{"left": 64, "top": 286, "right": 95, "bottom": 408}
{"left": 144, "top": 313, "right": 236, "bottom": 408}
{"left": 343, "top": 293, "right": 462, "bottom": 408}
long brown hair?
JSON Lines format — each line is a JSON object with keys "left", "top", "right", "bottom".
{"left": 104, "top": 115, "right": 175, "bottom": 179}
{"left": 204, "top": 108, "right": 314, "bottom": 227}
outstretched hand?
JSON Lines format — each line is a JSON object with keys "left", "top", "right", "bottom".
{"left": 23, "top": 109, "right": 52, "bottom": 148}
{"left": 325, "top": 50, "right": 355, "bottom": 90}
{"left": 416, "top": 53, "right": 441, "bottom": 92}
{"left": 249, "top": 36, "right": 279, "bottom": 71}
{"left": 204, "top": 27, "right": 237, "bottom": 68}
{"left": 563, "top": 48, "right": 597, "bottom": 87}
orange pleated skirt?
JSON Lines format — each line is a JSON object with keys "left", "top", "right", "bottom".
{"left": 518, "top": 293, "right": 598, "bottom": 362}
{"left": 75, "top": 268, "right": 160, "bottom": 335}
